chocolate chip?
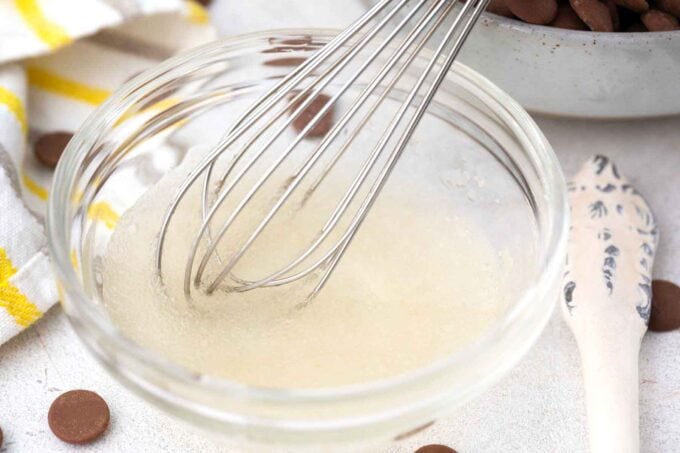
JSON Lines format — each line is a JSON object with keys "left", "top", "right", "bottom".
{"left": 264, "top": 57, "right": 308, "bottom": 67}
{"left": 0, "top": 425, "right": 3, "bottom": 449}
{"left": 289, "top": 92, "right": 334, "bottom": 138}
{"left": 194, "top": 0, "right": 212, "bottom": 6}
{"left": 642, "top": 9, "right": 680, "bottom": 30}
{"left": 280, "top": 37, "right": 313, "bottom": 46}
{"left": 414, "top": 445, "right": 458, "bottom": 453}
{"left": 34, "top": 132, "right": 73, "bottom": 168}
{"left": 507, "top": 0, "right": 559, "bottom": 24}
{"left": 551, "top": 4, "right": 590, "bottom": 29}
{"left": 570, "top": 0, "right": 615, "bottom": 31}
{"left": 657, "top": 0, "right": 680, "bottom": 17}
{"left": 487, "top": 0, "right": 515, "bottom": 18}
{"left": 649, "top": 280, "right": 680, "bottom": 332}
{"left": 611, "top": 0, "right": 649, "bottom": 13}
{"left": 48, "top": 390, "right": 110, "bottom": 444}
{"left": 482, "top": 0, "right": 676, "bottom": 31}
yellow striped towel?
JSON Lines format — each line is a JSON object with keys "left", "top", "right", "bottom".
{"left": 0, "top": 0, "right": 216, "bottom": 344}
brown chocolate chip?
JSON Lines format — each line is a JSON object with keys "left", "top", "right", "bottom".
{"left": 657, "top": 0, "right": 680, "bottom": 17}
{"left": 610, "top": 0, "right": 649, "bottom": 13}
{"left": 551, "top": 4, "right": 590, "bottom": 29}
{"left": 289, "top": 92, "right": 334, "bottom": 138}
{"left": 263, "top": 57, "right": 308, "bottom": 67}
{"left": 0, "top": 425, "right": 3, "bottom": 449}
{"left": 506, "top": 0, "right": 559, "bottom": 24}
{"left": 570, "top": 0, "right": 615, "bottom": 31}
{"left": 194, "top": 0, "right": 212, "bottom": 6}
{"left": 48, "top": 390, "right": 110, "bottom": 444}
{"left": 649, "top": 280, "right": 680, "bottom": 332}
{"left": 34, "top": 131, "right": 73, "bottom": 168}
{"left": 280, "top": 37, "right": 313, "bottom": 46}
{"left": 414, "top": 445, "right": 458, "bottom": 453}
{"left": 487, "top": 0, "right": 515, "bottom": 18}
{"left": 642, "top": 9, "right": 680, "bottom": 30}
{"left": 606, "top": 0, "right": 621, "bottom": 29}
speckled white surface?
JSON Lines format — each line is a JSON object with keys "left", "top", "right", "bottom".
{"left": 1, "top": 1, "right": 679, "bottom": 452}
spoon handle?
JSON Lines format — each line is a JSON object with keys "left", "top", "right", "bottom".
{"left": 577, "top": 325, "right": 642, "bottom": 453}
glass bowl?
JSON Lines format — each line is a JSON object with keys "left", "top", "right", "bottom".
{"left": 47, "top": 28, "right": 568, "bottom": 451}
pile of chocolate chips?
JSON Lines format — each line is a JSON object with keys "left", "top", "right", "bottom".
{"left": 487, "top": 0, "right": 680, "bottom": 32}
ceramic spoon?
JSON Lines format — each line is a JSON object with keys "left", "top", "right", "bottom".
{"left": 561, "top": 155, "right": 658, "bottom": 453}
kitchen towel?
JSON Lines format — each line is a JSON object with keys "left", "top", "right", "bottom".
{"left": 0, "top": 0, "right": 215, "bottom": 344}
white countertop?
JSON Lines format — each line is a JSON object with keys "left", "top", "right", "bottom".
{"left": 1, "top": 1, "right": 679, "bottom": 452}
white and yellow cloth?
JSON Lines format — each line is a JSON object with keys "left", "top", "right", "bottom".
{"left": 0, "top": 0, "right": 215, "bottom": 344}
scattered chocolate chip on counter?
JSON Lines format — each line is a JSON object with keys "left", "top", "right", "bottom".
{"left": 414, "top": 444, "right": 458, "bottom": 453}
{"left": 487, "top": 0, "right": 680, "bottom": 32}
{"left": 649, "top": 280, "right": 680, "bottom": 332}
{"left": 194, "top": 0, "right": 212, "bottom": 6}
{"left": 506, "top": 0, "right": 559, "bottom": 25}
{"left": 34, "top": 131, "right": 73, "bottom": 169}
{"left": 48, "top": 390, "right": 110, "bottom": 445}
{"left": 289, "top": 92, "right": 334, "bottom": 138}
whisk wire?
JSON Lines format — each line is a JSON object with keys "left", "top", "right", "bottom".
{"left": 155, "top": 0, "right": 397, "bottom": 286}
{"left": 204, "top": 0, "right": 460, "bottom": 294}
{"left": 155, "top": 0, "right": 491, "bottom": 301}
{"left": 186, "top": 0, "right": 420, "bottom": 294}
{"left": 310, "top": 0, "right": 491, "bottom": 298}
{"left": 197, "top": 0, "right": 451, "bottom": 293}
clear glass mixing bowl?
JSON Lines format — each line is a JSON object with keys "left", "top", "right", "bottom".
{"left": 47, "top": 29, "right": 568, "bottom": 451}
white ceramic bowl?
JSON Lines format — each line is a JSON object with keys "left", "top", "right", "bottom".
{"left": 461, "top": 14, "right": 680, "bottom": 118}
{"left": 363, "top": 1, "right": 680, "bottom": 118}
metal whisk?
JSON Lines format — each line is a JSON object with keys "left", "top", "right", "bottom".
{"left": 156, "top": 0, "right": 490, "bottom": 301}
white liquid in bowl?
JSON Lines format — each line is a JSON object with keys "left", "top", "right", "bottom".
{"left": 101, "top": 96, "right": 533, "bottom": 389}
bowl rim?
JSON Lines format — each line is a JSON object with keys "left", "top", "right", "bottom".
{"left": 47, "top": 27, "right": 569, "bottom": 430}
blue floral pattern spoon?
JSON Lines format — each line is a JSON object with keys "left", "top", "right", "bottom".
{"left": 562, "top": 155, "right": 658, "bottom": 453}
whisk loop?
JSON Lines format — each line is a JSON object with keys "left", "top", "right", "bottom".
{"left": 155, "top": 0, "right": 491, "bottom": 301}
